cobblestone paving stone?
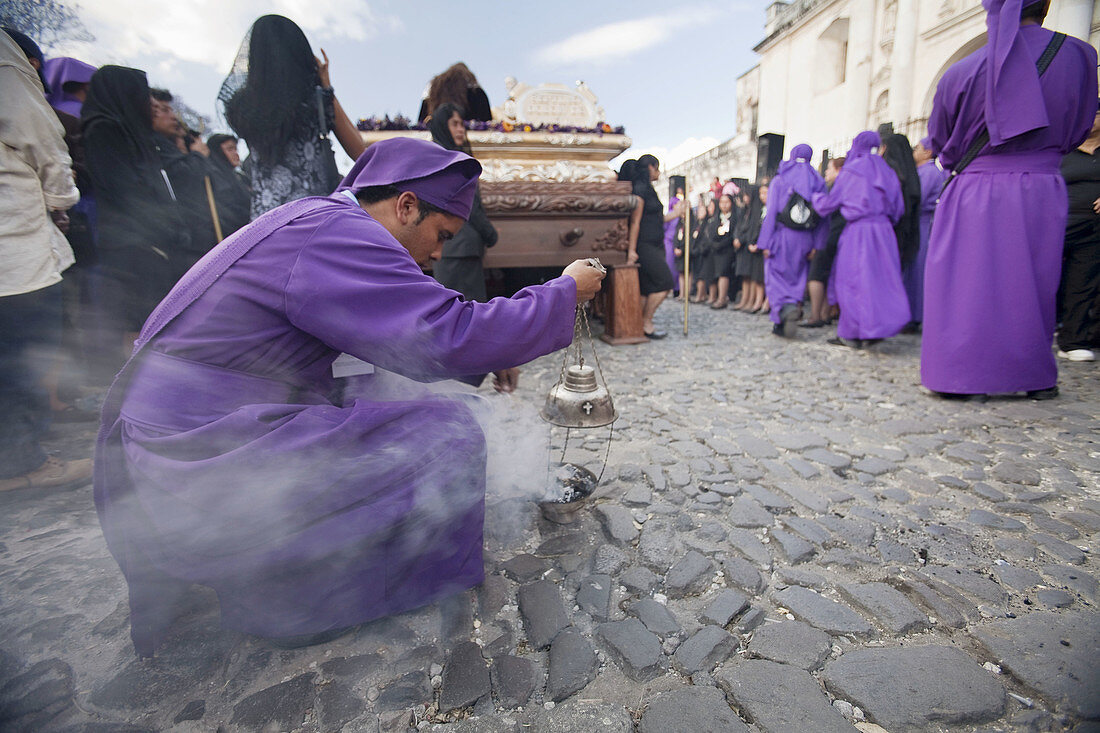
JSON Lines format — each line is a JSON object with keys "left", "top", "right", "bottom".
{"left": 1, "top": 304, "right": 1098, "bottom": 731}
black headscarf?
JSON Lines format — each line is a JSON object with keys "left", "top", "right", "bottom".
{"left": 880, "top": 132, "right": 922, "bottom": 265}
{"left": 221, "top": 15, "right": 319, "bottom": 161}
{"left": 2, "top": 27, "right": 49, "bottom": 92}
{"left": 81, "top": 65, "right": 157, "bottom": 163}
{"left": 427, "top": 103, "right": 469, "bottom": 154}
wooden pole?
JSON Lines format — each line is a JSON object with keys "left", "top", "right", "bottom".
{"left": 204, "top": 176, "right": 224, "bottom": 243}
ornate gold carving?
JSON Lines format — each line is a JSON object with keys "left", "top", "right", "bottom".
{"left": 591, "top": 220, "right": 629, "bottom": 252}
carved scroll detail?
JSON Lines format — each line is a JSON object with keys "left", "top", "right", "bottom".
{"left": 592, "top": 220, "right": 629, "bottom": 252}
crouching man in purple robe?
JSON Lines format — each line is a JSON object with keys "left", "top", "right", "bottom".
{"left": 920, "top": 0, "right": 1097, "bottom": 399}
{"left": 94, "top": 138, "right": 605, "bottom": 657}
{"left": 811, "top": 131, "right": 911, "bottom": 348}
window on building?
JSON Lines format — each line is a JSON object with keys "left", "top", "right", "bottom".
{"left": 815, "top": 17, "right": 850, "bottom": 93}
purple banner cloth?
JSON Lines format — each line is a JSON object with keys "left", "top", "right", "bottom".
{"left": 921, "top": 24, "right": 1097, "bottom": 393}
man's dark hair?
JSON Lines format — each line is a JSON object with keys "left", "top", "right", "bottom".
{"left": 355, "top": 185, "right": 446, "bottom": 223}
{"left": 150, "top": 88, "right": 174, "bottom": 102}
{"left": 638, "top": 153, "right": 660, "bottom": 170}
{"left": 1021, "top": 0, "right": 1048, "bottom": 21}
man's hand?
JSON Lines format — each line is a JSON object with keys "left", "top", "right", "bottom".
{"left": 492, "top": 368, "right": 519, "bottom": 393}
{"left": 807, "top": 250, "right": 816, "bottom": 261}
{"left": 1093, "top": 196, "right": 1100, "bottom": 214}
{"left": 563, "top": 259, "right": 606, "bottom": 303}
{"left": 50, "top": 209, "right": 69, "bottom": 234}
{"left": 626, "top": 249, "right": 639, "bottom": 265}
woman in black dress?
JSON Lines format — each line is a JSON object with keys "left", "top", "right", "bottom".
{"left": 707, "top": 193, "right": 738, "bottom": 308}
{"left": 427, "top": 102, "right": 498, "bottom": 302}
{"left": 691, "top": 198, "right": 716, "bottom": 303}
{"left": 622, "top": 155, "right": 681, "bottom": 338}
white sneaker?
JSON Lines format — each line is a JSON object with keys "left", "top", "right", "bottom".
{"left": 1057, "top": 348, "right": 1096, "bottom": 362}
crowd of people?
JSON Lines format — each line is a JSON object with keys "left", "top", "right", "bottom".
{"left": 637, "top": 0, "right": 1099, "bottom": 405}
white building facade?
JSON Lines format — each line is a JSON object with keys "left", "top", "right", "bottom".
{"left": 667, "top": 0, "right": 1098, "bottom": 193}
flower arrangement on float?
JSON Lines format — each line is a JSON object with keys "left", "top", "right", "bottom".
{"left": 356, "top": 115, "right": 624, "bottom": 136}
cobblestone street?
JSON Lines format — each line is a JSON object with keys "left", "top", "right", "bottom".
{"left": 1, "top": 302, "right": 1098, "bottom": 732}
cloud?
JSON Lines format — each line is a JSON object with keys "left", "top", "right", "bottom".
{"left": 533, "top": 11, "right": 695, "bottom": 67}
{"left": 53, "top": 0, "right": 402, "bottom": 74}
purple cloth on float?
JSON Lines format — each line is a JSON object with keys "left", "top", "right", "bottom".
{"left": 921, "top": 23, "right": 1097, "bottom": 394}
{"left": 95, "top": 194, "right": 576, "bottom": 654}
{"left": 811, "top": 133, "right": 910, "bottom": 339}
{"left": 902, "top": 161, "right": 948, "bottom": 322}
{"left": 664, "top": 196, "right": 681, "bottom": 286}
{"left": 760, "top": 144, "right": 828, "bottom": 323}
{"left": 43, "top": 57, "right": 96, "bottom": 117}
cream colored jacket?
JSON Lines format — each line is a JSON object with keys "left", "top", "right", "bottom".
{"left": 0, "top": 32, "right": 79, "bottom": 297}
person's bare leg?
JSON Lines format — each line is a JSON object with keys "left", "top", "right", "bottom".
{"left": 734, "top": 278, "right": 750, "bottom": 309}
{"left": 715, "top": 276, "right": 730, "bottom": 306}
{"left": 706, "top": 283, "right": 717, "bottom": 304}
{"left": 643, "top": 290, "right": 668, "bottom": 334}
{"left": 807, "top": 280, "right": 826, "bottom": 322}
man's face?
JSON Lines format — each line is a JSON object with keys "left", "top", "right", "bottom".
{"left": 913, "top": 143, "right": 933, "bottom": 165}
{"left": 220, "top": 139, "right": 241, "bottom": 167}
{"left": 648, "top": 163, "right": 660, "bottom": 181}
{"left": 399, "top": 211, "right": 465, "bottom": 266}
{"left": 759, "top": 185, "right": 769, "bottom": 204}
{"left": 151, "top": 99, "right": 181, "bottom": 138}
{"left": 825, "top": 161, "right": 840, "bottom": 185}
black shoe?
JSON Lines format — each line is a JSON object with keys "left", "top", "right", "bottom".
{"left": 1026, "top": 386, "right": 1059, "bottom": 401}
{"left": 802, "top": 320, "right": 827, "bottom": 328}
{"left": 932, "top": 390, "right": 988, "bottom": 403}
{"left": 827, "top": 337, "right": 862, "bottom": 349}
{"left": 900, "top": 321, "right": 921, "bottom": 334}
{"left": 780, "top": 304, "right": 800, "bottom": 338}
{"left": 772, "top": 323, "right": 785, "bottom": 337}
{"left": 644, "top": 330, "right": 668, "bottom": 340}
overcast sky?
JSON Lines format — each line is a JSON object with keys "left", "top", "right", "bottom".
{"left": 53, "top": 0, "right": 766, "bottom": 169}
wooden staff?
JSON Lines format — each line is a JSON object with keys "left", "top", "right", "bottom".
{"left": 204, "top": 176, "right": 224, "bottom": 243}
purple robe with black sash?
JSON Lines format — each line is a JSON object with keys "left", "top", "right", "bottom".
{"left": 760, "top": 145, "right": 828, "bottom": 323}
{"left": 663, "top": 195, "right": 682, "bottom": 290}
{"left": 811, "top": 133, "right": 911, "bottom": 340}
{"left": 902, "top": 161, "right": 948, "bottom": 323}
{"left": 920, "top": 21, "right": 1097, "bottom": 393}
{"left": 95, "top": 194, "right": 576, "bottom": 655}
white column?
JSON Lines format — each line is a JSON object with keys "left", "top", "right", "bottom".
{"left": 1054, "top": 0, "right": 1095, "bottom": 40}
{"left": 889, "top": 0, "right": 917, "bottom": 126}
{"left": 847, "top": 0, "right": 876, "bottom": 132}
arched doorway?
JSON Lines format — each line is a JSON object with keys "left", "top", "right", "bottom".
{"left": 919, "top": 32, "right": 989, "bottom": 118}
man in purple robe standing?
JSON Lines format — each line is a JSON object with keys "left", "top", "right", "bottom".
{"left": 759, "top": 144, "right": 828, "bottom": 338}
{"left": 921, "top": 0, "right": 1097, "bottom": 398}
{"left": 811, "top": 131, "right": 910, "bottom": 348}
{"left": 902, "top": 137, "right": 948, "bottom": 330}
{"left": 94, "top": 138, "right": 605, "bottom": 657}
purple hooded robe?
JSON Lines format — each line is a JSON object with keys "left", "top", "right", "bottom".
{"left": 902, "top": 151, "right": 948, "bottom": 323}
{"left": 663, "top": 195, "right": 682, "bottom": 291}
{"left": 920, "top": 2, "right": 1097, "bottom": 393}
{"left": 94, "top": 139, "right": 577, "bottom": 656}
{"left": 811, "top": 132, "right": 910, "bottom": 339}
{"left": 759, "top": 143, "right": 828, "bottom": 323}
{"left": 43, "top": 57, "right": 96, "bottom": 118}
